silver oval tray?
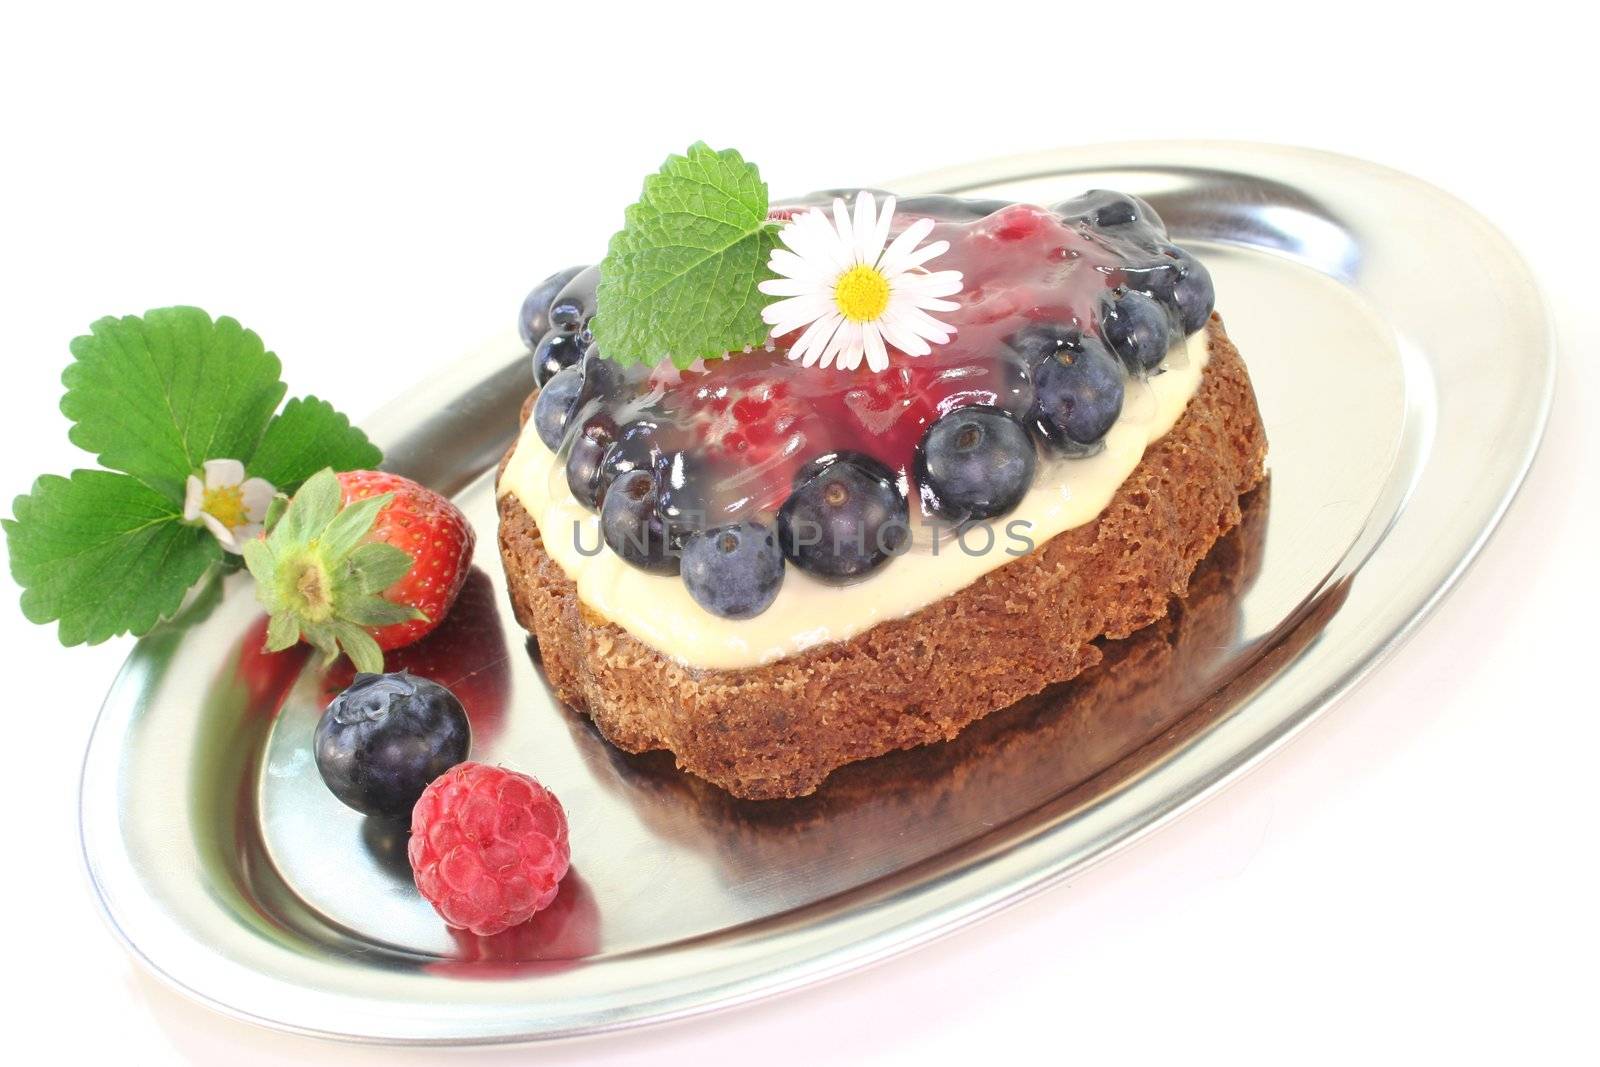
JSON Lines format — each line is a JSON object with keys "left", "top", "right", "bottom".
{"left": 78, "top": 142, "right": 1553, "bottom": 1044}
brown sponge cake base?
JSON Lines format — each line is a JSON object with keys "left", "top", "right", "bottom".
{"left": 497, "top": 314, "right": 1267, "bottom": 800}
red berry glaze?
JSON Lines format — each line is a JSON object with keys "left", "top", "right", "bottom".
{"left": 408, "top": 762, "right": 571, "bottom": 937}
{"left": 337, "top": 471, "right": 475, "bottom": 649}
{"left": 578, "top": 197, "right": 1176, "bottom": 527}
{"left": 545, "top": 191, "right": 1214, "bottom": 573}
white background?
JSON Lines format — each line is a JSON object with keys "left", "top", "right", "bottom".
{"left": 3, "top": 2, "right": 1596, "bottom": 1063}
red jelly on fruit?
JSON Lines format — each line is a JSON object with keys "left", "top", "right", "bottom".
{"left": 520, "top": 188, "right": 1215, "bottom": 607}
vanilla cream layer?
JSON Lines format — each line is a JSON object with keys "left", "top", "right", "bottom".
{"left": 498, "top": 328, "right": 1211, "bottom": 670}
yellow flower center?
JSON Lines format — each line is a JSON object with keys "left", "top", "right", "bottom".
{"left": 834, "top": 265, "right": 891, "bottom": 323}
{"left": 202, "top": 484, "right": 249, "bottom": 529}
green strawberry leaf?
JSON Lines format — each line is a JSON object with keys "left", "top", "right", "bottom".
{"left": 268, "top": 467, "right": 341, "bottom": 549}
{"left": 593, "top": 142, "right": 780, "bottom": 369}
{"left": 348, "top": 541, "right": 413, "bottom": 592}
{"left": 4, "top": 308, "right": 385, "bottom": 652}
{"left": 249, "top": 396, "right": 383, "bottom": 492}
{"left": 327, "top": 621, "right": 384, "bottom": 675}
{"left": 315, "top": 491, "right": 393, "bottom": 560}
{"left": 3, "top": 470, "right": 220, "bottom": 645}
{"left": 61, "top": 308, "right": 286, "bottom": 500}
{"left": 264, "top": 608, "right": 300, "bottom": 653}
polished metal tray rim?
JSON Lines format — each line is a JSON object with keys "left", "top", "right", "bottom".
{"left": 78, "top": 140, "right": 1554, "bottom": 1044}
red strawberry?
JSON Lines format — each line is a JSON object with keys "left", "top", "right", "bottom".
{"left": 335, "top": 470, "right": 476, "bottom": 650}
{"left": 241, "top": 468, "right": 475, "bottom": 673}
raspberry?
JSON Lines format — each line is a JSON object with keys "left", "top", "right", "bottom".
{"left": 407, "top": 762, "right": 570, "bottom": 936}
{"left": 985, "top": 202, "right": 1054, "bottom": 242}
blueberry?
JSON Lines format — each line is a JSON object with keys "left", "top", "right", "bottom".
{"left": 1006, "top": 321, "right": 1083, "bottom": 365}
{"left": 992, "top": 354, "right": 1038, "bottom": 422}
{"left": 1154, "top": 244, "right": 1215, "bottom": 333}
{"left": 531, "top": 330, "right": 586, "bottom": 386}
{"left": 549, "top": 266, "right": 600, "bottom": 334}
{"left": 656, "top": 449, "right": 719, "bottom": 534}
{"left": 518, "top": 265, "right": 587, "bottom": 349}
{"left": 565, "top": 415, "right": 617, "bottom": 510}
{"left": 600, "top": 419, "right": 664, "bottom": 489}
{"left": 915, "top": 405, "right": 1036, "bottom": 521}
{"left": 681, "top": 522, "right": 785, "bottom": 619}
{"left": 778, "top": 451, "right": 908, "bottom": 582}
{"left": 533, "top": 365, "right": 584, "bottom": 450}
{"left": 314, "top": 672, "right": 471, "bottom": 819}
{"left": 1099, "top": 289, "right": 1177, "bottom": 373}
{"left": 600, "top": 469, "right": 681, "bottom": 574}
{"left": 1031, "top": 334, "right": 1125, "bottom": 452}
{"left": 574, "top": 344, "right": 626, "bottom": 408}
{"left": 1056, "top": 189, "right": 1164, "bottom": 232}
{"left": 1118, "top": 259, "right": 1183, "bottom": 300}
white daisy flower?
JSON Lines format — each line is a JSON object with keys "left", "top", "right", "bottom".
{"left": 759, "top": 191, "right": 963, "bottom": 373}
{"left": 183, "top": 458, "right": 275, "bottom": 553}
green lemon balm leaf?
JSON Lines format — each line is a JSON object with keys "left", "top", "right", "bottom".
{"left": 2, "top": 470, "right": 220, "bottom": 645}
{"left": 593, "top": 143, "right": 780, "bottom": 369}
{"left": 249, "top": 396, "right": 383, "bottom": 492}
{"left": 61, "top": 308, "right": 286, "bottom": 500}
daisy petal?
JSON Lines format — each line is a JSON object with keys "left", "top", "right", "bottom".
{"left": 877, "top": 217, "right": 936, "bottom": 275}
{"left": 790, "top": 210, "right": 851, "bottom": 274}
{"left": 902, "top": 306, "right": 958, "bottom": 342}
{"left": 863, "top": 324, "right": 890, "bottom": 372}
{"left": 820, "top": 321, "right": 861, "bottom": 370}
{"left": 831, "top": 198, "right": 855, "bottom": 261}
{"left": 790, "top": 312, "right": 843, "bottom": 368}
{"left": 851, "top": 191, "right": 886, "bottom": 265}
{"left": 892, "top": 289, "right": 962, "bottom": 314}
{"left": 767, "top": 248, "right": 834, "bottom": 283}
{"left": 763, "top": 293, "right": 833, "bottom": 328}
{"left": 759, "top": 276, "right": 826, "bottom": 298}
{"left": 881, "top": 238, "right": 952, "bottom": 278}
{"left": 871, "top": 195, "right": 896, "bottom": 264}
{"left": 842, "top": 322, "right": 869, "bottom": 370}
{"left": 895, "top": 269, "right": 965, "bottom": 297}
{"left": 879, "top": 317, "right": 933, "bottom": 357}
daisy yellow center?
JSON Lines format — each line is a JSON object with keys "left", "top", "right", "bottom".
{"left": 202, "top": 484, "right": 249, "bottom": 529}
{"left": 834, "top": 265, "right": 891, "bottom": 323}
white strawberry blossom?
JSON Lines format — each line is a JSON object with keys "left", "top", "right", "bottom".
{"left": 183, "top": 458, "right": 275, "bottom": 553}
{"left": 759, "top": 191, "right": 963, "bottom": 373}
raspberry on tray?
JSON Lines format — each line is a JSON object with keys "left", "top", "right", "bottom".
{"left": 408, "top": 762, "right": 571, "bottom": 937}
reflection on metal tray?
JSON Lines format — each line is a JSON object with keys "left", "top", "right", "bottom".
{"left": 78, "top": 142, "right": 1553, "bottom": 1043}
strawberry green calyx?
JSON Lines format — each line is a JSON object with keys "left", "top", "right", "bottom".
{"left": 241, "top": 468, "right": 422, "bottom": 673}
